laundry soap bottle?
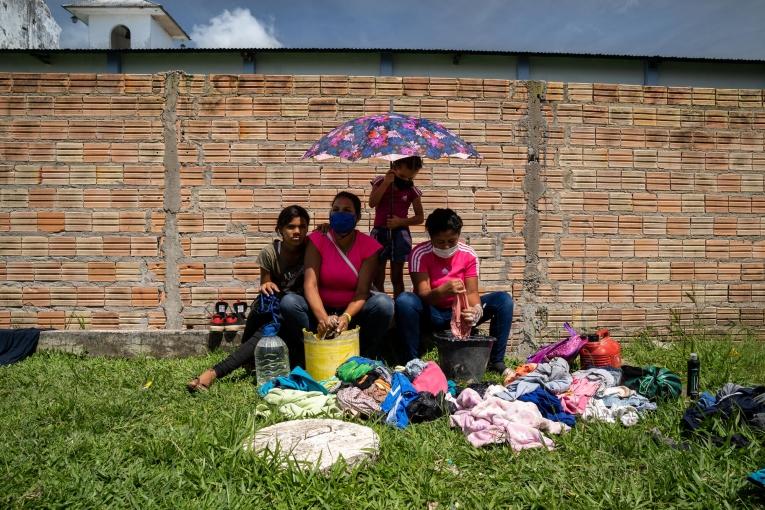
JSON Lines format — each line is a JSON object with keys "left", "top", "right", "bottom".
{"left": 254, "top": 323, "right": 290, "bottom": 387}
{"left": 686, "top": 353, "right": 700, "bottom": 399}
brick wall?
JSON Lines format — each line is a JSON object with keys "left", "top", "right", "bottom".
{"left": 1, "top": 72, "right": 763, "bottom": 348}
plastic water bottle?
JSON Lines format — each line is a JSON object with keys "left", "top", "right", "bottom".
{"left": 254, "top": 324, "right": 290, "bottom": 387}
{"left": 687, "top": 352, "right": 700, "bottom": 399}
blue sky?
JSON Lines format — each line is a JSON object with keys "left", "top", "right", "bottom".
{"left": 47, "top": 0, "right": 765, "bottom": 59}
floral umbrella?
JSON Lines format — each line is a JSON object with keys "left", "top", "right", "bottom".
{"left": 302, "top": 113, "right": 481, "bottom": 161}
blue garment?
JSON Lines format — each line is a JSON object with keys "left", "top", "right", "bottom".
{"left": 0, "top": 328, "right": 40, "bottom": 366}
{"left": 381, "top": 372, "right": 419, "bottom": 428}
{"left": 395, "top": 290, "right": 514, "bottom": 364}
{"left": 258, "top": 366, "right": 328, "bottom": 397}
{"left": 517, "top": 387, "right": 576, "bottom": 427}
{"left": 447, "top": 380, "right": 458, "bottom": 397}
{"left": 748, "top": 468, "right": 765, "bottom": 490}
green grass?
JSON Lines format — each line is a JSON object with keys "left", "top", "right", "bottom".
{"left": 2, "top": 329, "right": 764, "bottom": 509}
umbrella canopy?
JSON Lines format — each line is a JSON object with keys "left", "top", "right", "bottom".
{"left": 302, "top": 113, "right": 481, "bottom": 162}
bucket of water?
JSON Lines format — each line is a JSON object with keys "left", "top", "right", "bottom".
{"left": 434, "top": 331, "right": 495, "bottom": 383}
{"left": 303, "top": 327, "right": 360, "bottom": 381}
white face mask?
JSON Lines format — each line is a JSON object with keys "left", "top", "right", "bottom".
{"left": 432, "top": 243, "right": 458, "bottom": 259}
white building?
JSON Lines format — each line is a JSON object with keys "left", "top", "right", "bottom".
{"left": 0, "top": 0, "right": 61, "bottom": 49}
{"left": 63, "top": 0, "right": 189, "bottom": 49}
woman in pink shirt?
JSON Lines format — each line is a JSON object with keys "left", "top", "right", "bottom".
{"left": 280, "top": 192, "right": 394, "bottom": 361}
{"left": 395, "top": 208, "right": 514, "bottom": 373}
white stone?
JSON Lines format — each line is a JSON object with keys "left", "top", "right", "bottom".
{"left": 243, "top": 419, "right": 380, "bottom": 473}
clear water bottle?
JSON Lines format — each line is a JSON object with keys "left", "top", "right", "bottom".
{"left": 254, "top": 323, "right": 290, "bottom": 387}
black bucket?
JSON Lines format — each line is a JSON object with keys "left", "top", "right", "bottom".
{"left": 435, "top": 331, "right": 495, "bottom": 383}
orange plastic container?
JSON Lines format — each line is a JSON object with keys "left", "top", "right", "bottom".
{"left": 579, "top": 328, "right": 622, "bottom": 369}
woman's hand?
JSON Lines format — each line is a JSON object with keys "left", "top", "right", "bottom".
{"left": 314, "top": 222, "right": 330, "bottom": 234}
{"left": 461, "top": 303, "right": 483, "bottom": 326}
{"left": 440, "top": 279, "right": 466, "bottom": 296}
{"left": 260, "top": 282, "right": 280, "bottom": 295}
{"left": 317, "top": 315, "right": 339, "bottom": 338}
{"left": 335, "top": 313, "right": 350, "bottom": 335}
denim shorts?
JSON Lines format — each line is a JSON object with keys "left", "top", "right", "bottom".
{"left": 370, "top": 227, "right": 412, "bottom": 263}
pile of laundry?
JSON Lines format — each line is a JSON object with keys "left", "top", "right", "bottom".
{"left": 253, "top": 353, "right": 685, "bottom": 452}
{"left": 446, "top": 358, "right": 680, "bottom": 450}
{"left": 254, "top": 357, "right": 456, "bottom": 427}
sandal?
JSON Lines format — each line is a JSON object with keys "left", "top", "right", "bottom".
{"left": 186, "top": 377, "right": 209, "bottom": 393}
{"left": 187, "top": 369, "right": 216, "bottom": 393}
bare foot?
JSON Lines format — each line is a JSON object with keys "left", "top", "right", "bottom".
{"left": 187, "top": 368, "right": 217, "bottom": 392}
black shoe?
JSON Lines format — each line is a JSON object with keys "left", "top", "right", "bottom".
{"left": 487, "top": 361, "right": 507, "bottom": 374}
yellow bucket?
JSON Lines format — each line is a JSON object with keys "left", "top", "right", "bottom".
{"left": 303, "top": 327, "right": 360, "bottom": 381}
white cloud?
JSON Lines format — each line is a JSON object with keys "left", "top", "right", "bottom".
{"left": 190, "top": 8, "right": 282, "bottom": 48}
{"left": 59, "top": 20, "right": 89, "bottom": 49}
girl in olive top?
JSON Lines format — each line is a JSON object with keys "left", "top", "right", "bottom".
{"left": 186, "top": 205, "right": 310, "bottom": 392}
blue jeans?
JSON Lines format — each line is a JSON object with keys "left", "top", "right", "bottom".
{"left": 280, "top": 292, "right": 394, "bottom": 364}
{"left": 395, "top": 291, "right": 514, "bottom": 365}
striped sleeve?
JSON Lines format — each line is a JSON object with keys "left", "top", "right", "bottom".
{"left": 459, "top": 243, "right": 479, "bottom": 278}
{"left": 408, "top": 242, "right": 431, "bottom": 273}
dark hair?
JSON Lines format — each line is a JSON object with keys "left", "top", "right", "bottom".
{"left": 391, "top": 156, "right": 423, "bottom": 172}
{"left": 332, "top": 191, "right": 362, "bottom": 220}
{"left": 425, "top": 208, "right": 463, "bottom": 237}
{"left": 276, "top": 204, "right": 310, "bottom": 231}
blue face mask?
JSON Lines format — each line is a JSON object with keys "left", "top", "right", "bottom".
{"left": 329, "top": 211, "right": 357, "bottom": 235}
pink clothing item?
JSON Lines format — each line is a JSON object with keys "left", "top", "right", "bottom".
{"left": 412, "top": 361, "right": 448, "bottom": 395}
{"left": 558, "top": 377, "right": 601, "bottom": 415}
{"left": 370, "top": 175, "right": 422, "bottom": 228}
{"left": 308, "top": 230, "right": 382, "bottom": 309}
{"left": 409, "top": 241, "right": 479, "bottom": 308}
{"left": 449, "top": 388, "right": 569, "bottom": 450}
{"left": 450, "top": 292, "right": 471, "bottom": 338}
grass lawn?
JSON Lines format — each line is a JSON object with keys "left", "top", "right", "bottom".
{"left": 2, "top": 329, "right": 764, "bottom": 509}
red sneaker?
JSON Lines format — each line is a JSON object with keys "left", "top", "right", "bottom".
{"left": 223, "top": 313, "right": 242, "bottom": 332}
{"left": 209, "top": 301, "right": 228, "bottom": 332}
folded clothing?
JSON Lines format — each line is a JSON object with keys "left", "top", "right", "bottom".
{"left": 336, "top": 386, "right": 381, "bottom": 418}
{"left": 254, "top": 388, "right": 341, "bottom": 419}
{"left": 336, "top": 356, "right": 383, "bottom": 383}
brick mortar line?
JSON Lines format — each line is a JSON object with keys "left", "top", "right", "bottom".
{"left": 161, "top": 72, "right": 183, "bottom": 328}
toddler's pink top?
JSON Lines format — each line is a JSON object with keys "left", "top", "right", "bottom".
{"left": 408, "top": 241, "right": 479, "bottom": 308}
{"left": 308, "top": 230, "right": 382, "bottom": 309}
{"left": 370, "top": 175, "right": 422, "bottom": 228}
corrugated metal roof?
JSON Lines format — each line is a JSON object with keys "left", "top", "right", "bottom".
{"left": 3, "top": 47, "right": 765, "bottom": 64}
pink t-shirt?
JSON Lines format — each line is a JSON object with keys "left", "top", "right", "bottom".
{"left": 370, "top": 175, "right": 422, "bottom": 228}
{"left": 308, "top": 230, "right": 382, "bottom": 309}
{"left": 409, "top": 241, "right": 479, "bottom": 308}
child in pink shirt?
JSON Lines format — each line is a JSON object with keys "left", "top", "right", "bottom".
{"left": 368, "top": 156, "right": 425, "bottom": 297}
{"left": 396, "top": 208, "right": 514, "bottom": 373}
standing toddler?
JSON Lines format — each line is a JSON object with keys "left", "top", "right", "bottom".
{"left": 368, "top": 156, "right": 425, "bottom": 297}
